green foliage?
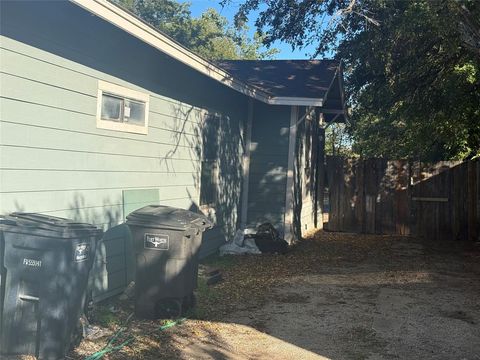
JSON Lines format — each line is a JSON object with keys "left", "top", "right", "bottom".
{"left": 114, "top": 0, "right": 278, "bottom": 60}
{"left": 93, "top": 305, "right": 121, "bottom": 328}
{"left": 192, "top": 276, "right": 220, "bottom": 319}
{"left": 201, "top": 252, "right": 237, "bottom": 268}
{"left": 343, "top": 1, "right": 480, "bottom": 161}
{"left": 325, "top": 123, "right": 354, "bottom": 157}
{"left": 230, "top": 0, "right": 480, "bottom": 161}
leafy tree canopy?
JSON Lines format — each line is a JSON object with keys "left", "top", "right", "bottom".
{"left": 114, "top": 0, "right": 278, "bottom": 60}
{"left": 229, "top": 0, "right": 480, "bottom": 161}
{"left": 325, "top": 123, "right": 353, "bottom": 157}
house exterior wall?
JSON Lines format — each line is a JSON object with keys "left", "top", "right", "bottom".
{"left": 0, "top": 1, "right": 248, "bottom": 258}
{"left": 241, "top": 102, "right": 323, "bottom": 241}
{"left": 247, "top": 101, "right": 291, "bottom": 235}
{"left": 292, "top": 107, "right": 324, "bottom": 239}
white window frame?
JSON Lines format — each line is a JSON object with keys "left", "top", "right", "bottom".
{"left": 96, "top": 80, "right": 150, "bottom": 135}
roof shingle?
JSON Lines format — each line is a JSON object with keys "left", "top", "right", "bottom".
{"left": 217, "top": 59, "right": 340, "bottom": 99}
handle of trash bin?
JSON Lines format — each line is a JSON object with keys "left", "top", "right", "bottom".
{"left": 192, "top": 217, "right": 213, "bottom": 230}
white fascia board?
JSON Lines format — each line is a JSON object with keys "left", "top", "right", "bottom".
{"left": 268, "top": 97, "right": 323, "bottom": 106}
{"left": 70, "top": 0, "right": 325, "bottom": 107}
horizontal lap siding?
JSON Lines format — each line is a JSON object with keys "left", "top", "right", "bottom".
{"left": 0, "top": 1, "right": 247, "bottom": 260}
{"left": 0, "top": 49, "right": 202, "bottom": 227}
{"left": 247, "top": 102, "right": 290, "bottom": 233}
{"left": 0, "top": 1, "right": 249, "bottom": 303}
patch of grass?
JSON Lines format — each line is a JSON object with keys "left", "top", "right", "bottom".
{"left": 93, "top": 305, "right": 121, "bottom": 328}
{"left": 201, "top": 252, "right": 236, "bottom": 269}
{"left": 192, "top": 277, "right": 222, "bottom": 319}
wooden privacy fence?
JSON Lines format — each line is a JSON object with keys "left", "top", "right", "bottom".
{"left": 325, "top": 157, "right": 480, "bottom": 242}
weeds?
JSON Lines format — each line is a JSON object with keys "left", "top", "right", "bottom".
{"left": 201, "top": 253, "right": 237, "bottom": 269}
{"left": 93, "top": 305, "right": 121, "bottom": 328}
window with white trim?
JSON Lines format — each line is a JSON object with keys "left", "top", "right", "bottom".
{"left": 96, "top": 80, "right": 149, "bottom": 134}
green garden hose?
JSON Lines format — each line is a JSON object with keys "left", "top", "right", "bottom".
{"left": 84, "top": 316, "right": 187, "bottom": 360}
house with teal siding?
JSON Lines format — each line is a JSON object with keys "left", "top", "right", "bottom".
{"left": 0, "top": 0, "right": 345, "bottom": 299}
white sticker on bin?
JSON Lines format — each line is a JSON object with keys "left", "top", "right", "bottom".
{"left": 74, "top": 243, "right": 90, "bottom": 262}
{"left": 23, "top": 258, "right": 42, "bottom": 267}
{"left": 145, "top": 233, "right": 169, "bottom": 250}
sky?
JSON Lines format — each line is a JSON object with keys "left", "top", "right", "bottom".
{"left": 179, "top": 0, "right": 319, "bottom": 59}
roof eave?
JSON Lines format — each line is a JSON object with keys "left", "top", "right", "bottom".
{"left": 318, "top": 61, "right": 347, "bottom": 122}
{"left": 69, "top": 0, "right": 332, "bottom": 108}
{"left": 70, "top": 0, "right": 274, "bottom": 103}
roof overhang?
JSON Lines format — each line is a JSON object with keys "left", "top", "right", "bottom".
{"left": 69, "top": 0, "right": 340, "bottom": 108}
{"left": 320, "top": 62, "right": 347, "bottom": 122}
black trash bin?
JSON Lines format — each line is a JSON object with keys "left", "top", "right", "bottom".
{"left": 0, "top": 213, "right": 101, "bottom": 360}
{"left": 126, "top": 205, "right": 212, "bottom": 319}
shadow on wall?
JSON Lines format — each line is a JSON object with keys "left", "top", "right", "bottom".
{"left": 3, "top": 0, "right": 247, "bottom": 241}
{"left": 292, "top": 108, "right": 319, "bottom": 239}
{"left": 68, "top": 194, "right": 124, "bottom": 230}
{"left": 244, "top": 103, "right": 290, "bottom": 234}
{"left": 293, "top": 116, "right": 304, "bottom": 239}
{"left": 165, "top": 104, "right": 244, "bottom": 241}
{"left": 247, "top": 169, "right": 289, "bottom": 225}
{"left": 10, "top": 193, "right": 124, "bottom": 230}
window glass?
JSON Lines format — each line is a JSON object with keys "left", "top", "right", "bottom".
{"left": 124, "top": 99, "right": 146, "bottom": 126}
{"left": 101, "top": 94, "right": 123, "bottom": 121}
{"left": 97, "top": 81, "right": 149, "bottom": 134}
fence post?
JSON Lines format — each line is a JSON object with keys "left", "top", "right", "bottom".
{"left": 467, "top": 160, "right": 478, "bottom": 242}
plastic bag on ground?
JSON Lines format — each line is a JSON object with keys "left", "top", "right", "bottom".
{"left": 219, "top": 229, "right": 261, "bottom": 255}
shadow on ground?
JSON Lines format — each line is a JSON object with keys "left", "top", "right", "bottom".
{"left": 70, "top": 230, "right": 480, "bottom": 360}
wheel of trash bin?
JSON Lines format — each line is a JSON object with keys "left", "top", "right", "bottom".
{"left": 155, "top": 298, "right": 183, "bottom": 318}
{"left": 182, "top": 292, "right": 197, "bottom": 313}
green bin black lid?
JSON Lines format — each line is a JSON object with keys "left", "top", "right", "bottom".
{"left": 126, "top": 205, "right": 211, "bottom": 231}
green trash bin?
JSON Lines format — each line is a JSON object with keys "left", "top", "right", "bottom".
{"left": 126, "top": 205, "right": 212, "bottom": 319}
{"left": 0, "top": 213, "right": 102, "bottom": 360}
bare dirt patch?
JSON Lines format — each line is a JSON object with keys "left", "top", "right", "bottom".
{"left": 68, "top": 231, "right": 480, "bottom": 360}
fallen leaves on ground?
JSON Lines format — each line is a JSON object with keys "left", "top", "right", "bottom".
{"left": 69, "top": 230, "right": 480, "bottom": 360}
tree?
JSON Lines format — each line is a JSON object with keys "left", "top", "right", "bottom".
{"left": 229, "top": 0, "right": 480, "bottom": 161}
{"left": 114, "top": 0, "right": 278, "bottom": 60}
{"left": 324, "top": 123, "right": 353, "bottom": 157}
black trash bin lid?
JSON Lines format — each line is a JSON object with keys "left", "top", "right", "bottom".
{"left": 0, "top": 216, "right": 16, "bottom": 226}
{"left": 126, "top": 205, "right": 212, "bottom": 231}
{"left": 1, "top": 212, "right": 102, "bottom": 239}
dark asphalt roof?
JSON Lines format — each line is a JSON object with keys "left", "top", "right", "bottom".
{"left": 216, "top": 59, "right": 340, "bottom": 99}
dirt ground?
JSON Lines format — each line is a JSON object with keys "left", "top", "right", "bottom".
{"left": 69, "top": 230, "right": 480, "bottom": 360}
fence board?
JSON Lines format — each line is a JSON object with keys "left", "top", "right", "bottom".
{"left": 326, "top": 156, "right": 478, "bottom": 242}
